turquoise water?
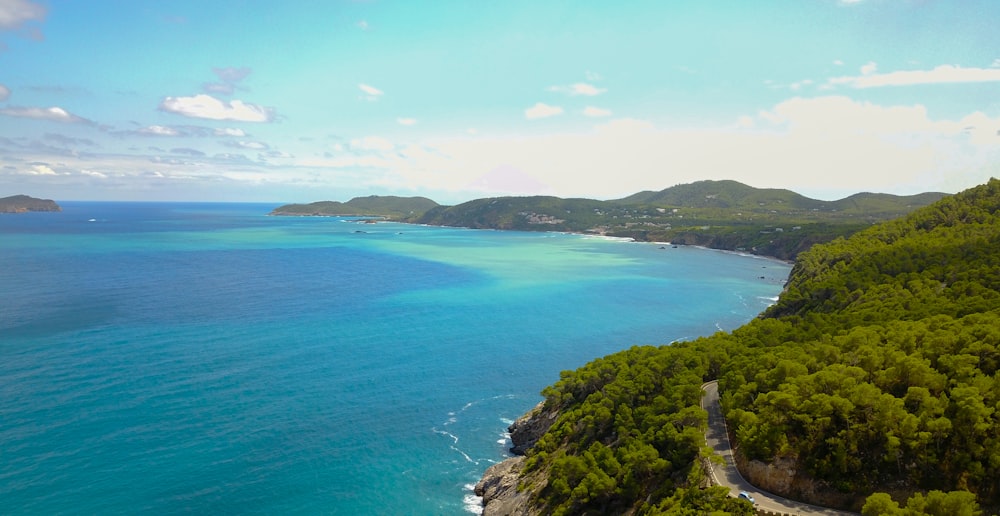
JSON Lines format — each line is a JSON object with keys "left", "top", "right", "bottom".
{"left": 0, "top": 202, "right": 790, "bottom": 514}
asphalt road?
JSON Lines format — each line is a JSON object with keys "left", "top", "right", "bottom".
{"left": 701, "top": 381, "right": 858, "bottom": 515}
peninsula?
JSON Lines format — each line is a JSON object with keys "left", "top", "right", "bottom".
{"left": 0, "top": 195, "right": 61, "bottom": 213}
{"left": 272, "top": 180, "right": 946, "bottom": 260}
{"left": 478, "top": 178, "right": 1000, "bottom": 515}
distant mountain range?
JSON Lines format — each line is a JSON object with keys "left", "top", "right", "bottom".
{"left": 271, "top": 180, "right": 947, "bottom": 260}
{"left": 0, "top": 195, "right": 61, "bottom": 213}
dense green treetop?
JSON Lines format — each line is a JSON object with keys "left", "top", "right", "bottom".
{"left": 506, "top": 179, "right": 998, "bottom": 515}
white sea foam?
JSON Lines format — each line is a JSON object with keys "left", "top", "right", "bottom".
{"left": 452, "top": 445, "right": 475, "bottom": 464}
{"left": 499, "top": 417, "right": 514, "bottom": 425}
{"left": 582, "top": 234, "right": 634, "bottom": 242}
{"left": 432, "top": 427, "right": 459, "bottom": 444}
{"left": 463, "top": 492, "right": 484, "bottom": 515}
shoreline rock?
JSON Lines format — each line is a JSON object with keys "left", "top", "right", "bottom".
{"left": 476, "top": 401, "right": 559, "bottom": 515}
{"left": 507, "top": 401, "right": 557, "bottom": 455}
{"left": 475, "top": 456, "right": 530, "bottom": 516}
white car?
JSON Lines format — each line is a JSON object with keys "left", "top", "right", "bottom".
{"left": 738, "top": 491, "right": 756, "bottom": 505}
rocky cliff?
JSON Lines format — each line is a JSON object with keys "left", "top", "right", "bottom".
{"left": 475, "top": 401, "right": 559, "bottom": 515}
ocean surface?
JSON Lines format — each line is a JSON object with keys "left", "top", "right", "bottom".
{"left": 0, "top": 202, "right": 790, "bottom": 514}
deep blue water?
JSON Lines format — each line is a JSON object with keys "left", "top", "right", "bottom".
{"left": 0, "top": 202, "right": 790, "bottom": 514}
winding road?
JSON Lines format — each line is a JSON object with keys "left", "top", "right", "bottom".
{"left": 701, "top": 381, "right": 857, "bottom": 515}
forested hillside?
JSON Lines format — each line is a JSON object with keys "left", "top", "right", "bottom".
{"left": 495, "top": 179, "right": 999, "bottom": 515}
{"left": 269, "top": 182, "right": 943, "bottom": 260}
{"left": 415, "top": 181, "right": 944, "bottom": 260}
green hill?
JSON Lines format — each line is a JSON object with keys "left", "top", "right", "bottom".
{"left": 271, "top": 182, "right": 945, "bottom": 260}
{"left": 269, "top": 195, "right": 438, "bottom": 219}
{"left": 483, "top": 179, "right": 1000, "bottom": 515}
{"left": 616, "top": 179, "right": 817, "bottom": 210}
{"left": 414, "top": 181, "right": 945, "bottom": 260}
{"left": 0, "top": 194, "right": 61, "bottom": 213}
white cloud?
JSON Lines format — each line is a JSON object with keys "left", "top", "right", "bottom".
{"left": 81, "top": 169, "right": 107, "bottom": 179}
{"left": 138, "top": 125, "right": 180, "bottom": 136}
{"left": 833, "top": 59, "right": 845, "bottom": 66}
{"left": 0, "top": 0, "right": 46, "bottom": 30}
{"left": 860, "top": 61, "right": 878, "bottom": 76}
{"left": 993, "top": 58, "right": 1000, "bottom": 68}
{"left": 0, "top": 105, "right": 88, "bottom": 123}
{"left": 350, "top": 135, "right": 394, "bottom": 152}
{"left": 397, "top": 117, "right": 417, "bottom": 126}
{"left": 525, "top": 102, "right": 563, "bottom": 120}
{"left": 373, "top": 97, "right": 999, "bottom": 201}
{"left": 830, "top": 64, "right": 1000, "bottom": 89}
{"left": 358, "top": 83, "right": 383, "bottom": 101}
{"left": 357, "top": 20, "right": 369, "bottom": 30}
{"left": 0, "top": 83, "right": 9, "bottom": 101}
{"left": 585, "top": 70, "right": 602, "bottom": 82}
{"left": 227, "top": 140, "right": 268, "bottom": 150}
{"left": 583, "top": 106, "right": 612, "bottom": 117}
{"left": 549, "top": 82, "right": 607, "bottom": 96}
{"left": 215, "top": 127, "right": 247, "bottom": 137}
{"left": 159, "top": 94, "right": 273, "bottom": 122}
{"left": 29, "top": 163, "right": 56, "bottom": 175}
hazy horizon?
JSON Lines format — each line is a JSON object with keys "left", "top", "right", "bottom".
{"left": 3, "top": 177, "right": 961, "bottom": 206}
{"left": 1, "top": 1, "right": 998, "bottom": 204}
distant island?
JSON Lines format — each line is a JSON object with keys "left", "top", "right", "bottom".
{"left": 270, "top": 195, "right": 439, "bottom": 219}
{"left": 272, "top": 180, "right": 947, "bottom": 260}
{"left": 0, "top": 195, "right": 61, "bottom": 213}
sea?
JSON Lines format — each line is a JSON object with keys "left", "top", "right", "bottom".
{"left": 0, "top": 202, "right": 790, "bottom": 515}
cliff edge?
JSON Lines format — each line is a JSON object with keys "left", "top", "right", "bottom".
{"left": 475, "top": 401, "right": 559, "bottom": 515}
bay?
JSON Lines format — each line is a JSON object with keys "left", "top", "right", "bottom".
{"left": 0, "top": 202, "right": 790, "bottom": 514}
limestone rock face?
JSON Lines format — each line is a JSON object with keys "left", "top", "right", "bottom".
{"left": 736, "top": 452, "right": 860, "bottom": 509}
{"left": 508, "top": 401, "right": 557, "bottom": 455}
{"left": 476, "top": 401, "right": 560, "bottom": 515}
{"left": 474, "top": 457, "right": 532, "bottom": 516}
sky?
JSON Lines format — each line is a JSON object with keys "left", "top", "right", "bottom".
{"left": 1, "top": 0, "right": 999, "bottom": 203}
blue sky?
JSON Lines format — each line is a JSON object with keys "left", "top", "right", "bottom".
{"left": 1, "top": 0, "right": 998, "bottom": 203}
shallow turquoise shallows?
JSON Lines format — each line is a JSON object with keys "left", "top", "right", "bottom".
{"left": 0, "top": 202, "right": 790, "bottom": 515}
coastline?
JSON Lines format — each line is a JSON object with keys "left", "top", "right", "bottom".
{"left": 276, "top": 212, "right": 798, "bottom": 264}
